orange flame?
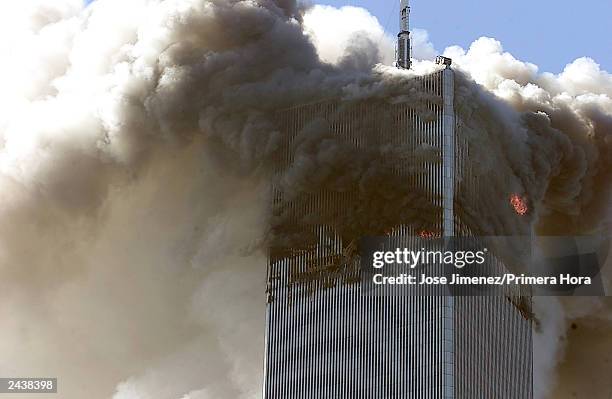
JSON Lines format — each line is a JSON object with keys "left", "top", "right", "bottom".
{"left": 418, "top": 230, "right": 440, "bottom": 239}
{"left": 510, "top": 194, "right": 528, "bottom": 216}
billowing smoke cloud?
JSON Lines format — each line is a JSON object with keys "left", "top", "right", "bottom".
{"left": 0, "top": 1, "right": 610, "bottom": 399}
{"left": 0, "top": 1, "right": 329, "bottom": 398}
{"left": 446, "top": 38, "right": 611, "bottom": 233}
{"left": 0, "top": 1, "right": 402, "bottom": 398}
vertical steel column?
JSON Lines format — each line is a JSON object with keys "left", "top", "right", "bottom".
{"left": 441, "top": 66, "right": 455, "bottom": 399}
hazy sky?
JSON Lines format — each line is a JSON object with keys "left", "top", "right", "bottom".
{"left": 316, "top": 0, "right": 611, "bottom": 74}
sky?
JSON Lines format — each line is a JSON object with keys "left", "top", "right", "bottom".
{"left": 316, "top": 0, "right": 611, "bottom": 74}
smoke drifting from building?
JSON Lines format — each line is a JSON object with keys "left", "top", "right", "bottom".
{"left": 0, "top": 1, "right": 609, "bottom": 399}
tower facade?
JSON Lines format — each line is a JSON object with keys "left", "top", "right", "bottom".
{"left": 396, "top": 0, "right": 412, "bottom": 69}
{"left": 263, "top": 66, "right": 533, "bottom": 398}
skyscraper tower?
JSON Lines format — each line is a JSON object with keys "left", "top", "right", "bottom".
{"left": 263, "top": 67, "right": 534, "bottom": 398}
{"left": 396, "top": 0, "right": 412, "bottom": 69}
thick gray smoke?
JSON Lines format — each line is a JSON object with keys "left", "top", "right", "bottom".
{"left": 0, "top": 1, "right": 610, "bottom": 399}
{"left": 445, "top": 39, "right": 612, "bottom": 236}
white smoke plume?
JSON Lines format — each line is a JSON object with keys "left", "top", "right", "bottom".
{"left": 0, "top": 1, "right": 610, "bottom": 399}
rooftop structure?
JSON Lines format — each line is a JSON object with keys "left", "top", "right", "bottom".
{"left": 396, "top": 0, "right": 412, "bottom": 69}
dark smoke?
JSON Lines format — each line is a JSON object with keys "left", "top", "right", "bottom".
{"left": 0, "top": 1, "right": 609, "bottom": 399}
